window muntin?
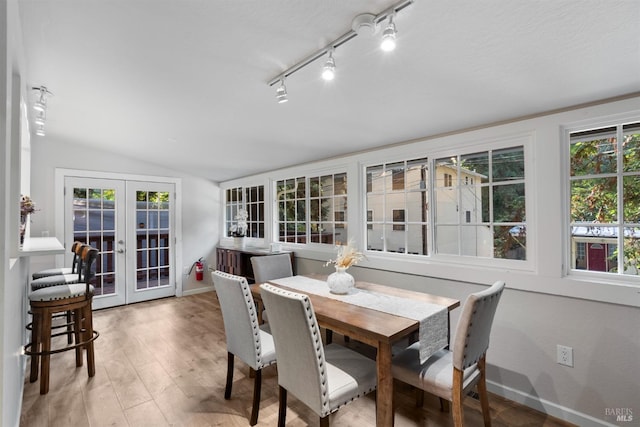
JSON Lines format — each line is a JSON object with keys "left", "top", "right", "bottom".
{"left": 569, "top": 122, "right": 640, "bottom": 276}
{"left": 277, "top": 173, "right": 347, "bottom": 245}
{"left": 366, "top": 158, "right": 429, "bottom": 255}
{"left": 434, "top": 146, "right": 526, "bottom": 260}
{"left": 225, "top": 185, "right": 265, "bottom": 238}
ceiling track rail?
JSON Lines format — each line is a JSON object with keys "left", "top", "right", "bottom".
{"left": 267, "top": 0, "right": 414, "bottom": 87}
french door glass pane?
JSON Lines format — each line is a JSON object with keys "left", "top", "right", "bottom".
{"left": 136, "top": 190, "right": 171, "bottom": 290}
{"left": 73, "top": 187, "right": 117, "bottom": 297}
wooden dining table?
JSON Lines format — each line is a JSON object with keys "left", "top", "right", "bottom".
{"left": 250, "top": 275, "right": 460, "bottom": 427}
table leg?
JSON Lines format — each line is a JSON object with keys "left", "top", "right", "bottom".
{"left": 376, "top": 341, "right": 394, "bottom": 427}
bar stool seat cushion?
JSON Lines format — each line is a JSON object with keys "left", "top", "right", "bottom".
{"left": 31, "top": 274, "right": 80, "bottom": 291}
{"left": 30, "top": 284, "right": 95, "bottom": 302}
{"left": 32, "top": 267, "right": 74, "bottom": 280}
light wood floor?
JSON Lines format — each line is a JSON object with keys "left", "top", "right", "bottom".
{"left": 21, "top": 292, "right": 574, "bottom": 427}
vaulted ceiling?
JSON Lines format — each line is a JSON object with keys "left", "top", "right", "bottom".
{"left": 18, "top": 1, "right": 640, "bottom": 182}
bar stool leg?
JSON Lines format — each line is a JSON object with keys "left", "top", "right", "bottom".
{"left": 84, "top": 304, "right": 96, "bottom": 377}
{"left": 29, "top": 312, "right": 41, "bottom": 383}
{"left": 73, "top": 308, "right": 83, "bottom": 367}
{"left": 40, "top": 310, "right": 53, "bottom": 395}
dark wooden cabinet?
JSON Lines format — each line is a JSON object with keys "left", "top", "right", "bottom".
{"left": 215, "top": 246, "right": 294, "bottom": 283}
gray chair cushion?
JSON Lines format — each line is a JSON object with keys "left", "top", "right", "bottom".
{"left": 392, "top": 346, "right": 480, "bottom": 400}
{"left": 32, "top": 267, "right": 73, "bottom": 279}
{"left": 31, "top": 274, "right": 81, "bottom": 291}
{"left": 29, "top": 283, "right": 95, "bottom": 302}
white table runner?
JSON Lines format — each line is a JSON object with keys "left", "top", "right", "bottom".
{"left": 269, "top": 275, "right": 448, "bottom": 363}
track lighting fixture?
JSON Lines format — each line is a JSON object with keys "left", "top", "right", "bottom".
{"left": 275, "top": 79, "right": 288, "bottom": 103}
{"left": 322, "top": 50, "right": 336, "bottom": 81}
{"left": 32, "top": 86, "right": 53, "bottom": 136}
{"left": 267, "top": 0, "right": 413, "bottom": 102}
{"left": 380, "top": 15, "right": 397, "bottom": 52}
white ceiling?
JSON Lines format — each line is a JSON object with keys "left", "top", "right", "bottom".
{"left": 18, "top": 0, "right": 640, "bottom": 182}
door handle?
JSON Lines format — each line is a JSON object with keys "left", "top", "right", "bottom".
{"left": 117, "top": 249, "right": 125, "bottom": 254}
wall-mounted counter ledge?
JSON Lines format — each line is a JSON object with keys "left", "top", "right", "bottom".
{"left": 19, "top": 237, "right": 65, "bottom": 256}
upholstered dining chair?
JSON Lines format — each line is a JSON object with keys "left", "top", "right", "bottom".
{"left": 259, "top": 283, "right": 377, "bottom": 427}
{"left": 211, "top": 270, "right": 277, "bottom": 426}
{"left": 250, "top": 253, "right": 293, "bottom": 326}
{"left": 391, "top": 280, "right": 505, "bottom": 427}
{"left": 250, "top": 253, "right": 293, "bottom": 284}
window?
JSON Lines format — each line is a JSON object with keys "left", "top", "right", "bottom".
{"left": 434, "top": 146, "right": 526, "bottom": 260}
{"left": 568, "top": 122, "right": 640, "bottom": 276}
{"left": 225, "top": 185, "right": 265, "bottom": 238}
{"left": 277, "top": 172, "right": 347, "bottom": 245}
{"left": 366, "top": 158, "right": 429, "bottom": 254}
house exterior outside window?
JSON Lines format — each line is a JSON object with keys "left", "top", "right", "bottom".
{"left": 568, "top": 122, "right": 640, "bottom": 276}
{"left": 276, "top": 173, "right": 347, "bottom": 245}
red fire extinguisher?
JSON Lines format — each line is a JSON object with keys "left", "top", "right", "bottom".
{"left": 190, "top": 258, "right": 204, "bottom": 281}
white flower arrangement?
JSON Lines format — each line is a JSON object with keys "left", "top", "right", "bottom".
{"left": 325, "top": 239, "right": 365, "bottom": 269}
{"left": 229, "top": 208, "right": 248, "bottom": 237}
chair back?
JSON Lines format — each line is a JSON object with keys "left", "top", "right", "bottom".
{"left": 80, "top": 246, "right": 99, "bottom": 296}
{"left": 251, "top": 254, "right": 293, "bottom": 284}
{"left": 212, "top": 271, "right": 265, "bottom": 368}
{"left": 259, "top": 284, "right": 329, "bottom": 415}
{"left": 452, "top": 280, "right": 505, "bottom": 370}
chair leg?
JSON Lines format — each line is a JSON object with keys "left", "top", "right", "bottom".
{"left": 320, "top": 415, "right": 330, "bottom": 427}
{"left": 477, "top": 357, "right": 492, "bottom": 426}
{"left": 40, "top": 311, "right": 53, "bottom": 395}
{"left": 84, "top": 305, "right": 96, "bottom": 377}
{"left": 29, "top": 311, "right": 41, "bottom": 383}
{"left": 415, "top": 388, "right": 425, "bottom": 407}
{"left": 66, "top": 310, "right": 73, "bottom": 345}
{"left": 451, "top": 368, "right": 464, "bottom": 427}
{"left": 249, "top": 369, "right": 262, "bottom": 426}
{"left": 278, "top": 386, "right": 287, "bottom": 427}
{"left": 74, "top": 308, "right": 83, "bottom": 367}
{"left": 225, "top": 352, "right": 234, "bottom": 400}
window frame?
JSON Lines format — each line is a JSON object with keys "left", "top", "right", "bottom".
{"left": 563, "top": 118, "right": 640, "bottom": 284}
{"left": 275, "top": 169, "right": 349, "bottom": 247}
{"left": 223, "top": 184, "right": 266, "bottom": 240}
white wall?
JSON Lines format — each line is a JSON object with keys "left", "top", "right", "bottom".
{"left": 30, "top": 137, "right": 220, "bottom": 294}
{"left": 1, "top": 1, "right": 31, "bottom": 426}
{"left": 228, "top": 96, "right": 640, "bottom": 426}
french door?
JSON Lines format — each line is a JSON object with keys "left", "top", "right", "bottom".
{"left": 64, "top": 177, "right": 176, "bottom": 309}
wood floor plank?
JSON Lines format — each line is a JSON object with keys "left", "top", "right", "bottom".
{"left": 21, "top": 292, "right": 575, "bottom": 427}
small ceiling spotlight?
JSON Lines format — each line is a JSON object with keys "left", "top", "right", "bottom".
{"left": 380, "top": 15, "right": 397, "bottom": 52}
{"left": 34, "top": 110, "right": 46, "bottom": 126}
{"left": 275, "top": 78, "right": 288, "bottom": 103}
{"left": 322, "top": 50, "right": 336, "bottom": 81}
{"left": 33, "top": 86, "right": 52, "bottom": 112}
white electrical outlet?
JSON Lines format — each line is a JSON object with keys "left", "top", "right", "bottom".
{"left": 557, "top": 344, "right": 573, "bottom": 367}
{"left": 183, "top": 266, "right": 190, "bottom": 276}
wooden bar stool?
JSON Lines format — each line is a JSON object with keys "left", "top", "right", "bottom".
{"left": 31, "top": 241, "right": 85, "bottom": 286}
{"left": 24, "top": 246, "right": 100, "bottom": 394}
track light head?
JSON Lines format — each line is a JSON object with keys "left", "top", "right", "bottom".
{"left": 322, "top": 51, "right": 336, "bottom": 81}
{"left": 380, "top": 16, "right": 397, "bottom": 52}
{"left": 276, "top": 79, "right": 288, "bottom": 103}
{"left": 35, "top": 125, "right": 46, "bottom": 136}
{"left": 32, "top": 86, "right": 51, "bottom": 112}
{"left": 34, "top": 111, "right": 46, "bottom": 126}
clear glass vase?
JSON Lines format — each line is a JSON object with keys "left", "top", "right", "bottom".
{"left": 327, "top": 266, "right": 354, "bottom": 294}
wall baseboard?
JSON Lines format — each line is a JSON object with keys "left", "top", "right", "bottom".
{"left": 487, "top": 380, "right": 618, "bottom": 427}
